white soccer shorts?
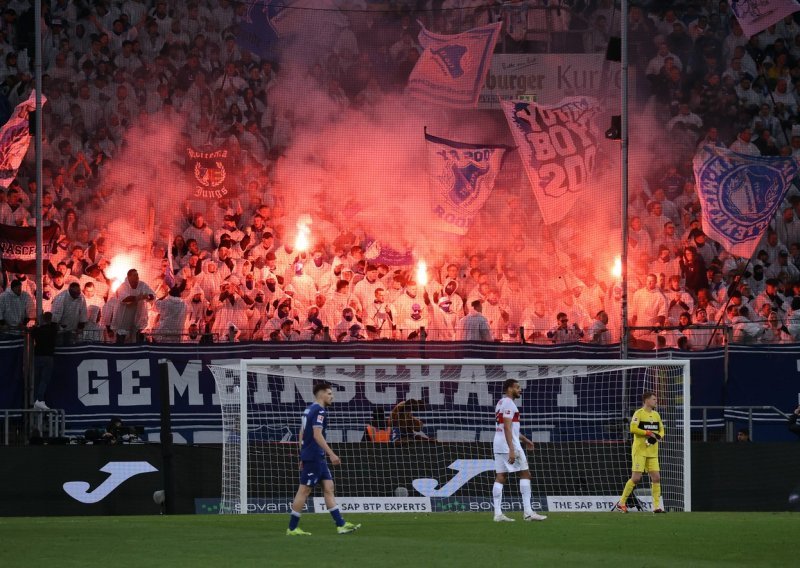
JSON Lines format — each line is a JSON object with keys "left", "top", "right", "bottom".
{"left": 494, "top": 447, "right": 529, "bottom": 473}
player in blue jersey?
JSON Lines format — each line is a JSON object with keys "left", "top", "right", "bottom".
{"left": 287, "top": 381, "right": 361, "bottom": 536}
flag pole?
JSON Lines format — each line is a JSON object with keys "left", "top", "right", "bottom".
{"left": 620, "top": 0, "right": 629, "bottom": 359}
{"left": 34, "top": 0, "right": 43, "bottom": 322}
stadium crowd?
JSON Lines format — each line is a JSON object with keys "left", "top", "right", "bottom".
{"left": 0, "top": 0, "right": 799, "bottom": 349}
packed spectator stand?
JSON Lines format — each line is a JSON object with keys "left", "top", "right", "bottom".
{"left": 0, "top": 0, "right": 799, "bottom": 350}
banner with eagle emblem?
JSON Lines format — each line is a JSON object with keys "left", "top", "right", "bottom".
{"left": 187, "top": 147, "right": 231, "bottom": 201}
{"left": 693, "top": 145, "right": 798, "bottom": 258}
{"left": 425, "top": 129, "right": 511, "bottom": 235}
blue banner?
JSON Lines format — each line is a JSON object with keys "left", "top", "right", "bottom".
{"left": 35, "top": 342, "right": 799, "bottom": 443}
{"left": 407, "top": 22, "right": 501, "bottom": 108}
{"left": 235, "top": 1, "right": 285, "bottom": 60}
{"left": 32, "top": 343, "right": 692, "bottom": 442}
{"left": 693, "top": 145, "right": 798, "bottom": 258}
{"left": 425, "top": 130, "right": 511, "bottom": 234}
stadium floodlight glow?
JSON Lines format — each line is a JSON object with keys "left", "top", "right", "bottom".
{"left": 209, "top": 359, "right": 691, "bottom": 515}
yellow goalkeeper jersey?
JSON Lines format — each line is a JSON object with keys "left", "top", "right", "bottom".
{"left": 630, "top": 407, "right": 665, "bottom": 458}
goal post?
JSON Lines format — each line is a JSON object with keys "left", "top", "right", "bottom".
{"left": 209, "top": 358, "right": 691, "bottom": 514}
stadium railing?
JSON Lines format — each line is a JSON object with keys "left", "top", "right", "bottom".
{"left": 693, "top": 405, "right": 792, "bottom": 442}
{"left": 0, "top": 408, "right": 65, "bottom": 445}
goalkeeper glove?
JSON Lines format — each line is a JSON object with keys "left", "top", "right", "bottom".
{"left": 645, "top": 431, "right": 662, "bottom": 445}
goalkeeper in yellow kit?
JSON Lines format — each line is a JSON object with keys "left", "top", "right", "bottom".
{"left": 615, "top": 391, "right": 666, "bottom": 513}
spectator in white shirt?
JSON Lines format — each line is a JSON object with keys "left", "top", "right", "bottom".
{"left": 425, "top": 294, "right": 458, "bottom": 341}
{"left": 734, "top": 74, "right": 762, "bottom": 112}
{"left": 0, "top": 279, "right": 34, "bottom": 332}
{"left": 521, "top": 300, "right": 551, "bottom": 343}
{"left": 667, "top": 103, "right": 703, "bottom": 132}
{"left": 112, "top": 269, "right": 155, "bottom": 343}
{"left": 153, "top": 286, "right": 188, "bottom": 342}
{"left": 729, "top": 127, "right": 760, "bottom": 155}
{"left": 646, "top": 42, "right": 683, "bottom": 78}
{"left": 51, "top": 282, "right": 88, "bottom": 343}
{"left": 770, "top": 78, "right": 797, "bottom": 116}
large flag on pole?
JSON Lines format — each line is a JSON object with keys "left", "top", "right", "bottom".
{"left": 0, "top": 90, "right": 45, "bottom": 188}
{"left": 501, "top": 97, "right": 599, "bottom": 225}
{"left": 408, "top": 22, "right": 501, "bottom": 108}
{"left": 425, "top": 130, "right": 511, "bottom": 234}
{"left": 731, "top": 0, "right": 800, "bottom": 38}
{"left": 693, "top": 145, "right": 798, "bottom": 257}
{"left": 0, "top": 223, "right": 60, "bottom": 274}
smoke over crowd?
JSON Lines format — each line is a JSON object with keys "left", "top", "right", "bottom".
{"left": 1, "top": 1, "right": 799, "bottom": 348}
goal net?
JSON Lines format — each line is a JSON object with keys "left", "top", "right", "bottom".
{"left": 208, "top": 358, "right": 690, "bottom": 515}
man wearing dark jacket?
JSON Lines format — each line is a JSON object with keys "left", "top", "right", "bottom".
{"left": 32, "top": 312, "right": 59, "bottom": 410}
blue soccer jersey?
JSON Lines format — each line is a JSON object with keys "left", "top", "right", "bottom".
{"left": 299, "top": 402, "right": 327, "bottom": 461}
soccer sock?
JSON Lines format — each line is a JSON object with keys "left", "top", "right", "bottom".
{"left": 620, "top": 479, "right": 637, "bottom": 504}
{"left": 492, "top": 482, "right": 504, "bottom": 516}
{"left": 520, "top": 479, "right": 533, "bottom": 515}
{"left": 288, "top": 511, "right": 301, "bottom": 530}
{"left": 652, "top": 482, "right": 661, "bottom": 510}
{"left": 329, "top": 506, "right": 345, "bottom": 527}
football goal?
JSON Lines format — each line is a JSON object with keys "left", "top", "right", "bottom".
{"left": 208, "top": 358, "right": 691, "bottom": 514}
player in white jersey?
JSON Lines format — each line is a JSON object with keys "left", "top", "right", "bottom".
{"left": 492, "top": 378, "right": 548, "bottom": 522}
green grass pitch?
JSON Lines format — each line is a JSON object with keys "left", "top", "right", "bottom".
{"left": 0, "top": 513, "right": 796, "bottom": 567}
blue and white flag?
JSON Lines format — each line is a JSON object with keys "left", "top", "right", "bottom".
{"left": 363, "top": 239, "right": 414, "bottom": 266}
{"left": 501, "top": 97, "right": 599, "bottom": 225}
{"left": 235, "top": 0, "right": 286, "bottom": 60}
{"left": 693, "top": 145, "right": 798, "bottom": 258}
{"left": 426, "top": 130, "right": 511, "bottom": 235}
{"left": 408, "top": 22, "right": 501, "bottom": 108}
{"left": 237, "top": 0, "right": 348, "bottom": 60}
{"left": 731, "top": 0, "right": 800, "bottom": 38}
{"left": 0, "top": 90, "right": 45, "bottom": 188}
